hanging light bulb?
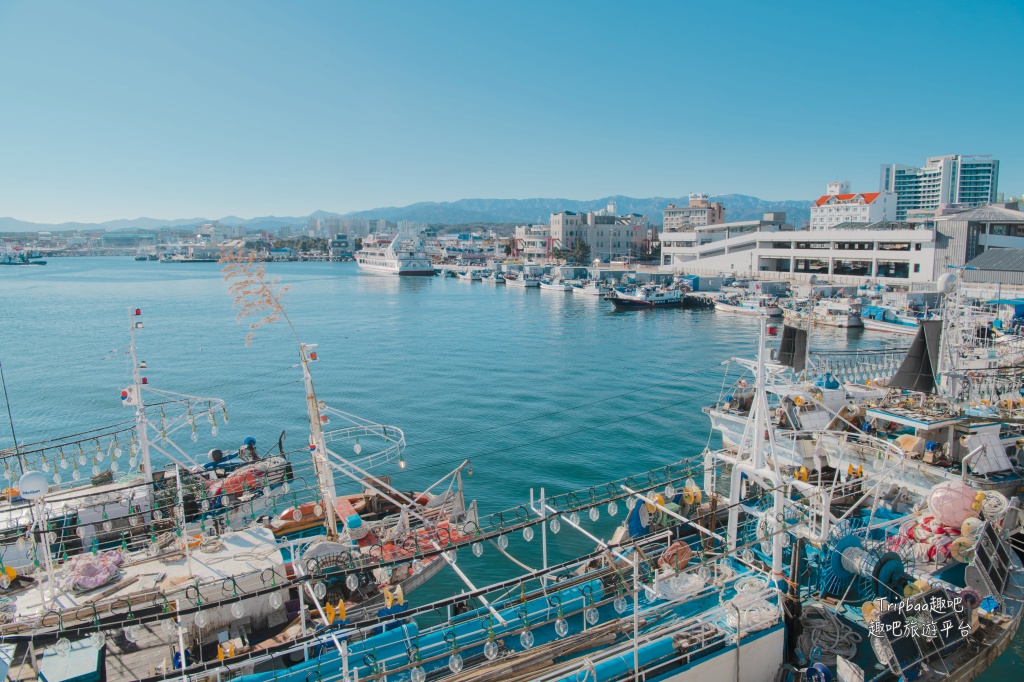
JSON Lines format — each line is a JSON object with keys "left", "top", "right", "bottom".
{"left": 549, "top": 517, "right": 560, "bottom": 534}
{"left": 448, "top": 653, "right": 464, "bottom": 673}
{"left": 231, "top": 602, "right": 245, "bottom": 619}
{"left": 194, "top": 610, "right": 209, "bottom": 628}
{"left": 162, "top": 619, "right": 178, "bottom": 636}
{"left": 589, "top": 506, "right": 600, "bottom": 522}
{"left": 90, "top": 631, "right": 106, "bottom": 649}
{"left": 123, "top": 625, "right": 140, "bottom": 643}
{"left": 472, "top": 542, "right": 483, "bottom": 558}
{"left": 607, "top": 501, "right": 618, "bottom": 517}
{"left": 520, "top": 630, "right": 535, "bottom": 649}
{"left": 399, "top": 454, "right": 406, "bottom": 469}
{"left": 483, "top": 640, "right": 499, "bottom": 660}
{"left": 614, "top": 597, "right": 627, "bottom": 614}
{"left": 313, "top": 582, "right": 327, "bottom": 600}
{"left": 269, "top": 592, "right": 283, "bottom": 610}
{"left": 586, "top": 608, "right": 600, "bottom": 625}
{"left": 497, "top": 534, "right": 509, "bottom": 550}
{"left": 410, "top": 667, "right": 426, "bottom": 682}
{"left": 53, "top": 473, "right": 62, "bottom": 485}
{"left": 55, "top": 637, "right": 71, "bottom": 656}
{"left": 523, "top": 526, "right": 534, "bottom": 542}
{"left": 555, "top": 618, "right": 569, "bottom": 637}
{"left": 346, "top": 574, "right": 360, "bottom": 591}
{"left": 569, "top": 512, "right": 580, "bottom": 526}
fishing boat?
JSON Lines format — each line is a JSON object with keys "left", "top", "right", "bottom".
{"left": 571, "top": 280, "right": 607, "bottom": 296}
{"left": 539, "top": 277, "right": 573, "bottom": 291}
{"left": 507, "top": 274, "right": 540, "bottom": 288}
{"left": 355, "top": 234, "right": 434, "bottom": 276}
{"left": 715, "top": 294, "right": 783, "bottom": 316}
{"left": 805, "top": 298, "right": 864, "bottom": 327}
{"left": 481, "top": 271, "right": 505, "bottom": 283}
{"left": 861, "top": 304, "right": 926, "bottom": 335}
{"left": 456, "top": 270, "right": 481, "bottom": 281}
{"left": 608, "top": 285, "right": 684, "bottom": 308}
{"left": 0, "top": 246, "right": 45, "bottom": 266}
{"left": 702, "top": 321, "right": 1024, "bottom": 682}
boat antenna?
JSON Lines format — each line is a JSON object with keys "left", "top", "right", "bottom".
{"left": 0, "top": 360, "right": 25, "bottom": 475}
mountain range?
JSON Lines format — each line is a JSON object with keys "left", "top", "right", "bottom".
{"left": 0, "top": 194, "right": 813, "bottom": 233}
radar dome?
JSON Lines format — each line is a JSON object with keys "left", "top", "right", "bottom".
{"left": 937, "top": 273, "right": 957, "bottom": 294}
{"left": 18, "top": 471, "right": 49, "bottom": 500}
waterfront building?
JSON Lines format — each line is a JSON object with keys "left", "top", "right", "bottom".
{"left": 549, "top": 201, "right": 648, "bottom": 263}
{"left": 99, "top": 232, "right": 158, "bottom": 248}
{"left": 880, "top": 154, "right": 1000, "bottom": 220}
{"left": 659, "top": 212, "right": 938, "bottom": 283}
{"left": 809, "top": 181, "right": 895, "bottom": 230}
{"left": 928, "top": 204, "right": 1024, "bottom": 270}
{"left": 663, "top": 193, "right": 725, "bottom": 230}
{"left": 513, "top": 224, "right": 552, "bottom": 260}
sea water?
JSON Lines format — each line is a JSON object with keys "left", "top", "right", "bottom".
{"left": 0, "top": 258, "right": 1017, "bottom": 677}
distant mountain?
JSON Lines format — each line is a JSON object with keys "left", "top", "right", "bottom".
{"left": 0, "top": 195, "right": 813, "bottom": 233}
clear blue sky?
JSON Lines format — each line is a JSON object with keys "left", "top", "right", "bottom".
{"left": 0, "top": 0, "right": 1021, "bottom": 224}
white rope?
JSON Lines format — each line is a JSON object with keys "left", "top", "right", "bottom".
{"left": 797, "top": 605, "right": 862, "bottom": 666}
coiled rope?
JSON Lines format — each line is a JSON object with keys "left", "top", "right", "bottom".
{"left": 797, "top": 605, "right": 862, "bottom": 665}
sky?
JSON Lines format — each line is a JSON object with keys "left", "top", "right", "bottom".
{"left": 0, "top": 0, "right": 1021, "bottom": 224}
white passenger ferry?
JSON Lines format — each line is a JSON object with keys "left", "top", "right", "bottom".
{"left": 355, "top": 234, "right": 435, "bottom": 276}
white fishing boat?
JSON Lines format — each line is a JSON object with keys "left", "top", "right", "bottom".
{"left": 457, "top": 270, "right": 481, "bottom": 281}
{"left": 481, "top": 270, "right": 504, "bottom": 283}
{"left": 608, "top": 285, "right": 684, "bottom": 308}
{"left": 507, "top": 274, "right": 540, "bottom": 287}
{"left": 355, "top": 234, "right": 434, "bottom": 276}
{"left": 539, "top": 277, "right": 573, "bottom": 291}
{"left": 571, "top": 280, "right": 606, "bottom": 296}
{"left": 861, "top": 304, "right": 926, "bottom": 335}
{"left": 715, "top": 294, "right": 782, "bottom": 316}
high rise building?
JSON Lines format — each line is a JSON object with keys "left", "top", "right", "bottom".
{"left": 880, "top": 154, "right": 999, "bottom": 220}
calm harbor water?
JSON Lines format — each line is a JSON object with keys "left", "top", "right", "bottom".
{"left": 0, "top": 257, "right": 1018, "bottom": 677}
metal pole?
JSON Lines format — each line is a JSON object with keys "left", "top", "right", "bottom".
{"left": 175, "top": 599, "right": 188, "bottom": 682}
{"left": 540, "top": 488, "right": 548, "bottom": 578}
{"left": 0, "top": 360, "right": 24, "bottom": 475}
{"left": 632, "top": 558, "right": 639, "bottom": 677}
{"left": 174, "top": 465, "right": 194, "bottom": 578}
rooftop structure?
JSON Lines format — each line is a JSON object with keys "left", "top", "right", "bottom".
{"left": 810, "top": 182, "right": 895, "bottom": 230}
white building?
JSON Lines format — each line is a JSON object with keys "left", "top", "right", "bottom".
{"left": 809, "top": 181, "right": 896, "bottom": 230}
{"left": 663, "top": 193, "right": 725, "bottom": 230}
{"left": 549, "top": 202, "right": 648, "bottom": 262}
{"left": 659, "top": 212, "right": 939, "bottom": 283}
{"left": 513, "top": 224, "right": 552, "bottom": 261}
{"left": 880, "top": 154, "right": 1000, "bottom": 220}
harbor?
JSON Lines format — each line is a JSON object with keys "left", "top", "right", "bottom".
{"left": 3, "top": 2, "right": 1023, "bottom": 681}
{"left": 2, "top": 257, "right": 1022, "bottom": 682}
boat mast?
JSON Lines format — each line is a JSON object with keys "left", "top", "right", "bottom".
{"left": 128, "top": 308, "right": 153, "bottom": 482}
{"left": 299, "top": 343, "right": 339, "bottom": 541}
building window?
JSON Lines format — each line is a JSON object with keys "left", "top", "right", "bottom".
{"left": 914, "top": 243, "right": 922, "bottom": 251}
{"left": 913, "top": 264, "right": 920, "bottom": 273}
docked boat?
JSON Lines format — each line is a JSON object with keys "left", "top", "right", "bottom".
{"left": 715, "top": 294, "right": 783, "bottom": 316}
{"left": 456, "top": 270, "right": 481, "bottom": 281}
{"left": 861, "top": 304, "right": 926, "bottom": 335}
{"left": 355, "top": 234, "right": 434, "bottom": 276}
{"left": 0, "top": 247, "right": 45, "bottom": 266}
{"left": 481, "top": 271, "right": 505, "bottom": 283}
{"left": 608, "top": 285, "right": 684, "bottom": 308}
{"left": 539, "top": 277, "right": 573, "bottom": 291}
{"left": 571, "top": 280, "right": 607, "bottom": 296}
{"left": 507, "top": 274, "right": 540, "bottom": 287}
{"left": 805, "top": 298, "right": 864, "bottom": 327}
